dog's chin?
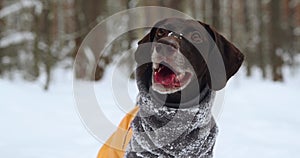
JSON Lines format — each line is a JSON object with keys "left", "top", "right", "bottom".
{"left": 151, "top": 63, "right": 193, "bottom": 94}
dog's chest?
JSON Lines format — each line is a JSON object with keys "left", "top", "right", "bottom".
{"left": 125, "top": 90, "right": 218, "bottom": 157}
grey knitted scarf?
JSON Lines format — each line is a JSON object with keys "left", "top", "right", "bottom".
{"left": 125, "top": 84, "right": 218, "bottom": 158}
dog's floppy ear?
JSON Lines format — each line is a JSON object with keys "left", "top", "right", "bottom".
{"left": 137, "top": 27, "right": 157, "bottom": 44}
{"left": 200, "top": 22, "right": 244, "bottom": 90}
{"left": 137, "top": 33, "right": 151, "bottom": 45}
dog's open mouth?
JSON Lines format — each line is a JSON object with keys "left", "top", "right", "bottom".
{"left": 152, "top": 62, "right": 192, "bottom": 94}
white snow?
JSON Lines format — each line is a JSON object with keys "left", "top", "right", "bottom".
{"left": 1, "top": 65, "right": 300, "bottom": 158}
{"left": 214, "top": 67, "right": 300, "bottom": 158}
{"left": 0, "top": 69, "right": 99, "bottom": 158}
{"left": 0, "top": 32, "right": 35, "bottom": 48}
{"left": 0, "top": 0, "right": 42, "bottom": 18}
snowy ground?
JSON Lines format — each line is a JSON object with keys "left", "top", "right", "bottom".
{"left": 215, "top": 67, "right": 300, "bottom": 158}
{"left": 1, "top": 65, "right": 300, "bottom": 158}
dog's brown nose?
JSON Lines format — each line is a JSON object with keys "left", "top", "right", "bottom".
{"left": 156, "top": 37, "right": 179, "bottom": 56}
{"left": 156, "top": 44, "right": 176, "bottom": 56}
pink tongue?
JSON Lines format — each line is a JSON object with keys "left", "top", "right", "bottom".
{"left": 154, "top": 66, "right": 177, "bottom": 87}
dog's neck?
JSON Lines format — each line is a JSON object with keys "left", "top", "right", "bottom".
{"left": 125, "top": 83, "right": 218, "bottom": 157}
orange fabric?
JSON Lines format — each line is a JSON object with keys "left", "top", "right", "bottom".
{"left": 97, "top": 106, "right": 139, "bottom": 158}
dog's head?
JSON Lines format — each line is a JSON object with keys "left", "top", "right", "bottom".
{"left": 135, "top": 18, "right": 244, "bottom": 106}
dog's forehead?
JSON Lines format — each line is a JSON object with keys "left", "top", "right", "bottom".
{"left": 154, "top": 18, "right": 202, "bottom": 32}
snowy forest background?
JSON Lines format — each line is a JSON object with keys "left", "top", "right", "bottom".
{"left": 1, "top": 1, "right": 300, "bottom": 158}
{"left": 1, "top": 0, "right": 300, "bottom": 89}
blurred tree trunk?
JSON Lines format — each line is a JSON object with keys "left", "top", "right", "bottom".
{"left": 0, "top": 0, "right": 3, "bottom": 12}
{"left": 0, "top": 0, "right": 3, "bottom": 75}
{"left": 0, "top": 0, "right": 3, "bottom": 34}
{"left": 127, "top": 0, "right": 138, "bottom": 79}
{"left": 166, "top": 0, "right": 183, "bottom": 11}
{"left": 239, "top": 0, "right": 253, "bottom": 77}
{"left": 296, "top": 3, "right": 300, "bottom": 26}
{"left": 85, "top": 0, "right": 107, "bottom": 26}
{"left": 57, "top": 0, "right": 64, "bottom": 51}
{"left": 43, "top": 1, "right": 55, "bottom": 90}
{"left": 256, "top": 0, "right": 267, "bottom": 78}
{"left": 74, "top": 0, "right": 106, "bottom": 53}
{"left": 127, "top": 0, "right": 136, "bottom": 45}
{"left": 242, "top": 0, "right": 250, "bottom": 33}
{"left": 74, "top": 0, "right": 87, "bottom": 56}
{"left": 32, "top": 7, "right": 40, "bottom": 79}
{"left": 73, "top": 0, "right": 108, "bottom": 80}
{"left": 73, "top": 0, "right": 107, "bottom": 55}
{"left": 143, "top": 0, "right": 162, "bottom": 26}
{"left": 191, "top": 0, "right": 196, "bottom": 18}
{"left": 229, "top": 0, "right": 234, "bottom": 41}
{"left": 212, "top": 0, "right": 221, "bottom": 30}
{"left": 221, "top": 0, "right": 234, "bottom": 41}
{"left": 268, "top": 0, "right": 283, "bottom": 81}
{"left": 201, "top": 0, "right": 207, "bottom": 22}
{"left": 295, "top": 2, "right": 300, "bottom": 52}
{"left": 283, "top": 0, "right": 296, "bottom": 64}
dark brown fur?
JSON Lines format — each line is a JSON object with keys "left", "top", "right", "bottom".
{"left": 135, "top": 18, "right": 244, "bottom": 107}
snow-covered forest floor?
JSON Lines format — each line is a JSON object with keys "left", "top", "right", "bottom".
{"left": 1, "top": 64, "right": 300, "bottom": 158}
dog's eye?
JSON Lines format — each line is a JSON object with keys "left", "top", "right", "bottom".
{"left": 156, "top": 29, "right": 167, "bottom": 38}
{"left": 191, "top": 31, "right": 203, "bottom": 43}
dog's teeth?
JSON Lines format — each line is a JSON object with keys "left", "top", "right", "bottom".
{"left": 158, "top": 67, "right": 163, "bottom": 72}
{"left": 177, "top": 72, "right": 185, "bottom": 80}
{"left": 153, "top": 63, "right": 159, "bottom": 69}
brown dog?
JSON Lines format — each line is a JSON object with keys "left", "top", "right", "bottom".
{"left": 134, "top": 18, "right": 244, "bottom": 108}
{"left": 97, "top": 18, "right": 244, "bottom": 158}
{"left": 124, "top": 18, "right": 244, "bottom": 157}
